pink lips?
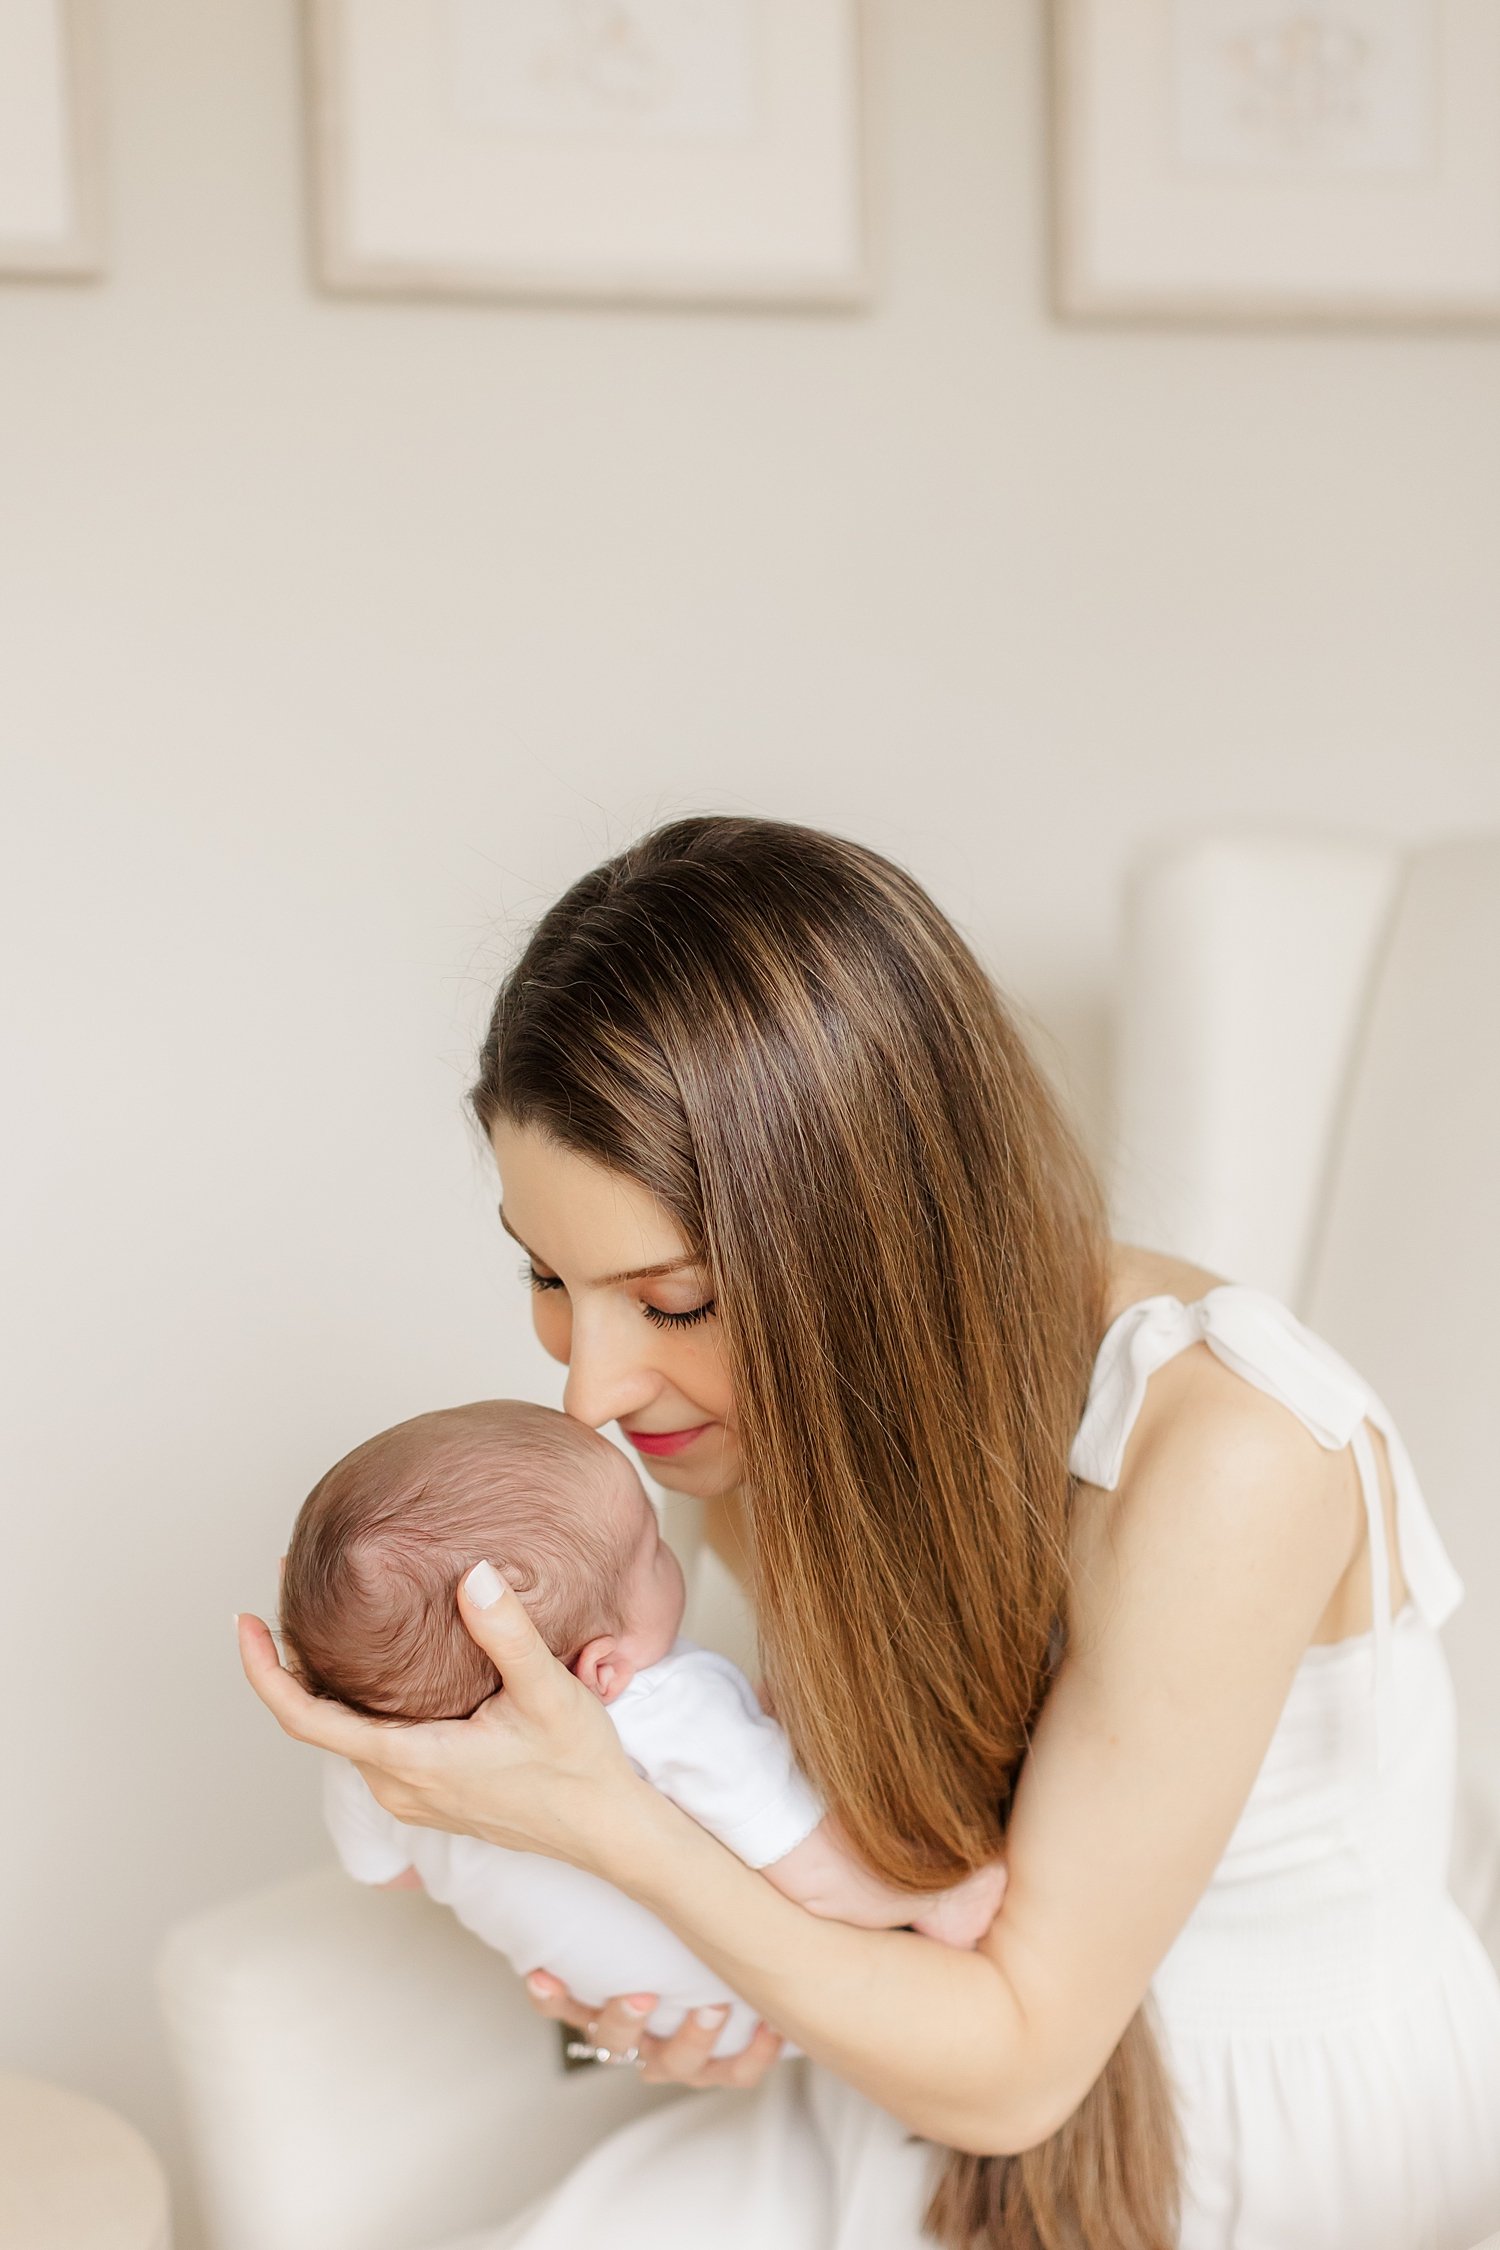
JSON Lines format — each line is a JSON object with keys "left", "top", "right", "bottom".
{"left": 622, "top": 1423, "right": 713, "bottom": 1458}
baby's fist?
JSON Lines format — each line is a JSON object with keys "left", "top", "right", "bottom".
{"left": 910, "top": 1858, "right": 1007, "bottom": 1948}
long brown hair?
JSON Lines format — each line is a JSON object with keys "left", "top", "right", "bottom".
{"left": 471, "top": 816, "right": 1179, "bottom": 2248}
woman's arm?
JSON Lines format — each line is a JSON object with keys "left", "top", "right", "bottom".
{"left": 241, "top": 1366, "right": 1357, "bottom": 2152}
{"left": 586, "top": 1369, "right": 1360, "bottom": 2151}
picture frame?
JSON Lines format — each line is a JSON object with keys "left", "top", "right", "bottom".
{"left": 1053, "top": 0, "right": 1500, "bottom": 325}
{"left": 304, "top": 0, "right": 868, "bottom": 310}
{"left": 0, "top": 0, "right": 104, "bottom": 279}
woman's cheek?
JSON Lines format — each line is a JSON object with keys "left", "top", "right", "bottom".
{"left": 683, "top": 1331, "right": 735, "bottom": 1429}
{"left": 532, "top": 1292, "right": 571, "bottom": 1365}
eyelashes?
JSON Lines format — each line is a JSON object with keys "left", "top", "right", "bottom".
{"left": 643, "top": 1299, "right": 717, "bottom": 1332}
{"left": 520, "top": 1262, "right": 717, "bottom": 1332}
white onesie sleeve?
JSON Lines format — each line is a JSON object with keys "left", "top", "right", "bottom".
{"left": 320, "top": 1753, "right": 416, "bottom": 1885}
{"left": 608, "top": 1644, "right": 824, "bottom": 1870}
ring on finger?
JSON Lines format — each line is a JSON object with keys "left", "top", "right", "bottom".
{"left": 564, "top": 2037, "right": 641, "bottom": 2068}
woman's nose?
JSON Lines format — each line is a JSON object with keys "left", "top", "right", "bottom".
{"left": 561, "top": 1323, "right": 661, "bottom": 1431}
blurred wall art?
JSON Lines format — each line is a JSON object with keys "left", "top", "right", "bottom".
{"left": 1054, "top": 0, "right": 1500, "bottom": 322}
{"left": 0, "top": 0, "right": 103, "bottom": 277}
{"left": 305, "top": 0, "right": 867, "bottom": 308}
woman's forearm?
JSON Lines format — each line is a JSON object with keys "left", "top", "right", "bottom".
{"left": 601, "top": 1777, "right": 1046, "bottom": 2155}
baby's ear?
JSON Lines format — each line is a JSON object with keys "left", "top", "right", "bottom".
{"left": 573, "top": 1636, "right": 635, "bottom": 1705}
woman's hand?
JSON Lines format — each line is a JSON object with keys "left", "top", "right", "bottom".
{"left": 520, "top": 1972, "right": 786, "bottom": 2092}
{"left": 237, "top": 1560, "right": 642, "bottom": 1875}
{"left": 243, "top": 1561, "right": 782, "bottom": 2089}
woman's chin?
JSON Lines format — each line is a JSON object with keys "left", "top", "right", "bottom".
{"left": 644, "top": 1437, "right": 740, "bottom": 1501}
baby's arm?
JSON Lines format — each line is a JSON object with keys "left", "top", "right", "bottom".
{"left": 623, "top": 1653, "right": 1006, "bottom": 1949}
{"left": 322, "top": 1753, "right": 421, "bottom": 1887}
{"left": 763, "top": 1816, "right": 1007, "bottom": 1949}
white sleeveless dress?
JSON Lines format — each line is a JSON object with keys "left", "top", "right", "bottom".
{"left": 454, "top": 1287, "right": 1500, "bottom": 2250}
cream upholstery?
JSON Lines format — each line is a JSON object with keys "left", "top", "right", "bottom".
{"left": 159, "top": 829, "right": 1500, "bottom": 2250}
{"left": 156, "top": 1870, "right": 678, "bottom": 2250}
{"left": 1112, "top": 831, "right": 1500, "bottom": 1895}
{"left": 1297, "top": 841, "right": 1500, "bottom": 1800}
{"left": 1111, "top": 827, "right": 1403, "bottom": 1305}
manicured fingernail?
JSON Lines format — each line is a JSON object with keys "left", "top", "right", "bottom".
{"left": 525, "top": 1973, "right": 554, "bottom": 1997}
{"left": 623, "top": 1995, "right": 654, "bottom": 2017}
{"left": 465, "top": 1560, "right": 506, "bottom": 1609}
{"left": 694, "top": 2005, "right": 730, "bottom": 2028}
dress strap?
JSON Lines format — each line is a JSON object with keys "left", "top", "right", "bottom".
{"left": 1070, "top": 1286, "right": 1464, "bottom": 1774}
{"left": 1350, "top": 1421, "right": 1396, "bottom": 1765}
{"left": 1069, "top": 1286, "right": 1464, "bottom": 1630}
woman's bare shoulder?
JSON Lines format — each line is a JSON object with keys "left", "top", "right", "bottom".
{"left": 1076, "top": 1248, "right": 1353, "bottom": 1640}
{"left": 1102, "top": 1244, "right": 1297, "bottom": 1464}
{"left": 1101, "top": 1239, "right": 1232, "bottom": 1329}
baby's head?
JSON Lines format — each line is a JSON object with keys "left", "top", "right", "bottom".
{"left": 279, "top": 1400, "right": 686, "bottom": 1722}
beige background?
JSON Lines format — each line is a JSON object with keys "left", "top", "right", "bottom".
{"left": 2, "top": 2, "right": 1499, "bottom": 2243}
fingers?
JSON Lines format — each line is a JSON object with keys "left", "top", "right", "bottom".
{"left": 722, "top": 2020, "right": 785, "bottom": 2089}
{"left": 520, "top": 1970, "right": 574, "bottom": 2023}
{"left": 521, "top": 1976, "right": 657, "bottom": 2046}
{"left": 588, "top": 1991, "right": 659, "bottom": 2054}
{"left": 236, "top": 1613, "right": 390, "bottom": 1763}
{"left": 522, "top": 1974, "right": 593, "bottom": 2035}
{"left": 642, "top": 2009, "right": 784, "bottom": 2090}
{"left": 517, "top": 1975, "right": 780, "bottom": 2091}
{"left": 458, "top": 1562, "right": 572, "bottom": 1716}
{"left": 640, "top": 2002, "right": 732, "bottom": 2084}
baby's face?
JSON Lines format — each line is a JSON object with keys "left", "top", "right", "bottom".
{"left": 602, "top": 1460, "right": 688, "bottom": 1669}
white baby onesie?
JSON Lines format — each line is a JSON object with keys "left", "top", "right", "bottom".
{"left": 322, "top": 1638, "right": 824, "bottom": 2059}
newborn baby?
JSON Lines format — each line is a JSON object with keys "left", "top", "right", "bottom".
{"left": 280, "top": 1400, "right": 1006, "bottom": 2059}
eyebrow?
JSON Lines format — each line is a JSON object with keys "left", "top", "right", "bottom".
{"left": 498, "top": 1207, "right": 699, "bottom": 1289}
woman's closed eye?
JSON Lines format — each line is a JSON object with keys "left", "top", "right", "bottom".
{"left": 642, "top": 1298, "right": 716, "bottom": 1331}
{"left": 520, "top": 1261, "right": 716, "bottom": 1331}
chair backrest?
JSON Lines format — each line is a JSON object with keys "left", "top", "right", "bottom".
{"left": 1110, "top": 826, "right": 1403, "bottom": 1303}
{"left": 1112, "top": 828, "right": 1500, "bottom": 1786}
{"left": 1299, "top": 836, "right": 1500, "bottom": 1774}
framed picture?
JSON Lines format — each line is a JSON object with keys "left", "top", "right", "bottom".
{"left": 1054, "top": 0, "right": 1500, "bottom": 323}
{"left": 305, "top": 0, "right": 867, "bottom": 309}
{"left": 0, "top": 0, "right": 103, "bottom": 278}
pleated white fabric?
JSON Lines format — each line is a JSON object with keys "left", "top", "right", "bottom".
{"left": 444, "top": 1288, "right": 1500, "bottom": 2250}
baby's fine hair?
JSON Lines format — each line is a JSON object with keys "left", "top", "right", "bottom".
{"left": 279, "top": 1400, "right": 640, "bottom": 1722}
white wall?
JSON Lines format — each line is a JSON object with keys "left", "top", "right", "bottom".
{"left": 3, "top": 2, "right": 1499, "bottom": 2241}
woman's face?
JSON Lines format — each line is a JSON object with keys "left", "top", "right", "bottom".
{"left": 490, "top": 1120, "right": 741, "bottom": 1502}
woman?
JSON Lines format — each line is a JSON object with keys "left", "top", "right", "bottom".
{"left": 241, "top": 816, "right": 1500, "bottom": 2250}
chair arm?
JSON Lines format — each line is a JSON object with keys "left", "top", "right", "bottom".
{"left": 156, "top": 1866, "right": 674, "bottom": 2250}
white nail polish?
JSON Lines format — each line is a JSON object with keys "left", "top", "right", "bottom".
{"left": 694, "top": 2006, "right": 730, "bottom": 2028}
{"left": 465, "top": 1560, "right": 506, "bottom": 1609}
